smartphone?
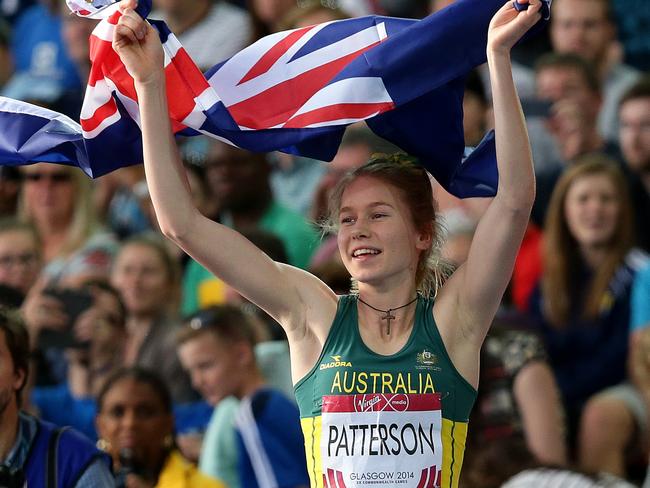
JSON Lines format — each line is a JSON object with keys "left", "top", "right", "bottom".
{"left": 38, "top": 288, "right": 95, "bottom": 349}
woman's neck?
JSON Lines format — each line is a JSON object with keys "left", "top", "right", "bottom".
{"left": 39, "top": 225, "right": 69, "bottom": 262}
{"left": 124, "top": 316, "right": 155, "bottom": 366}
{"left": 356, "top": 280, "right": 419, "bottom": 341}
{"left": 580, "top": 244, "right": 609, "bottom": 270}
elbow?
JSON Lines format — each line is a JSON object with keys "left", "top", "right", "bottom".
{"left": 158, "top": 212, "right": 196, "bottom": 244}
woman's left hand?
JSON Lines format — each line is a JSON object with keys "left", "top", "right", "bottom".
{"left": 487, "top": 0, "right": 543, "bottom": 55}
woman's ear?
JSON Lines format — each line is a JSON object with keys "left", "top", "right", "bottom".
{"left": 416, "top": 227, "right": 433, "bottom": 251}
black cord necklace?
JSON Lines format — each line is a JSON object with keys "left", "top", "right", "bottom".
{"left": 357, "top": 296, "right": 418, "bottom": 336}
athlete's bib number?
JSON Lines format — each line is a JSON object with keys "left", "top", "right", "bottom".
{"left": 321, "top": 393, "right": 443, "bottom": 488}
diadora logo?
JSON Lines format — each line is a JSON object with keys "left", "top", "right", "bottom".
{"left": 320, "top": 355, "right": 353, "bottom": 370}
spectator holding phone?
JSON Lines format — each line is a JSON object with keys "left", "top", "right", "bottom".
{"left": 30, "top": 282, "right": 127, "bottom": 440}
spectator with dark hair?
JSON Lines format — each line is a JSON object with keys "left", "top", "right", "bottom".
{"left": 549, "top": 0, "right": 640, "bottom": 142}
{"left": 96, "top": 367, "right": 223, "bottom": 487}
{"left": 534, "top": 53, "right": 618, "bottom": 169}
{"left": 618, "top": 76, "right": 650, "bottom": 253}
{"left": 177, "top": 305, "right": 309, "bottom": 488}
{"left": 0, "top": 308, "right": 113, "bottom": 487}
{"left": 529, "top": 54, "right": 625, "bottom": 226}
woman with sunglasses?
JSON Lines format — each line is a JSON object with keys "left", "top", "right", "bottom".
{"left": 113, "top": 0, "right": 541, "bottom": 484}
{"left": 19, "top": 163, "right": 118, "bottom": 384}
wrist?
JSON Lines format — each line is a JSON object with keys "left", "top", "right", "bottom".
{"left": 486, "top": 47, "right": 512, "bottom": 63}
{"left": 134, "top": 72, "right": 166, "bottom": 93}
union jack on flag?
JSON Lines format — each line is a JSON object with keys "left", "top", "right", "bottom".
{"left": 0, "top": 0, "right": 549, "bottom": 198}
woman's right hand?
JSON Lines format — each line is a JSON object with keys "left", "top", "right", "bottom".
{"left": 112, "top": 0, "right": 164, "bottom": 86}
{"left": 21, "top": 282, "right": 68, "bottom": 348}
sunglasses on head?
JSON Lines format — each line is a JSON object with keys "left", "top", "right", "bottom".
{"left": 23, "top": 172, "right": 72, "bottom": 183}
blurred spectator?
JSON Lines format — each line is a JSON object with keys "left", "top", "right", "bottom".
{"left": 530, "top": 54, "right": 625, "bottom": 226}
{"left": 0, "top": 167, "right": 22, "bottom": 218}
{"left": 152, "top": 0, "right": 251, "bottom": 70}
{"left": 549, "top": 0, "right": 641, "bottom": 142}
{"left": 177, "top": 305, "right": 309, "bottom": 488}
{"left": 30, "top": 281, "right": 126, "bottom": 440}
{"left": 110, "top": 233, "right": 196, "bottom": 403}
{"left": 535, "top": 54, "right": 617, "bottom": 168}
{"left": 618, "top": 76, "right": 650, "bottom": 252}
{"left": 0, "top": 308, "right": 114, "bottom": 487}
{"left": 0, "top": 219, "right": 41, "bottom": 296}
{"left": 528, "top": 157, "right": 648, "bottom": 453}
{"left": 18, "top": 163, "right": 116, "bottom": 287}
{"left": 3, "top": 0, "right": 84, "bottom": 117}
{"left": 96, "top": 367, "right": 224, "bottom": 487}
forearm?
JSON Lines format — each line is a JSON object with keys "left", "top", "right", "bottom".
{"left": 135, "top": 76, "right": 198, "bottom": 240}
{"left": 487, "top": 49, "right": 535, "bottom": 211}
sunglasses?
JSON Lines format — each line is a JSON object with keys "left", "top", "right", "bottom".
{"left": 0, "top": 252, "right": 39, "bottom": 268}
{"left": 23, "top": 172, "right": 73, "bottom": 183}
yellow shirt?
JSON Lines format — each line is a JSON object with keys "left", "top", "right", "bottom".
{"left": 156, "top": 450, "right": 225, "bottom": 488}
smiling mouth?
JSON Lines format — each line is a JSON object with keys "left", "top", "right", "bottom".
{"left": 352, "top": 248, "right": 382, "bottom": 258}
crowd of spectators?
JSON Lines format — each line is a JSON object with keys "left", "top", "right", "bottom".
{"left": 0, "top": 0, "right": 649, "bottom": 486}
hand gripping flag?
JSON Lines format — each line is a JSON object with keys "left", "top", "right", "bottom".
{"left": 2, "top": 0, "right": 549, "bottom": 198}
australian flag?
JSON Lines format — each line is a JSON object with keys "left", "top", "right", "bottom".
{"left": 0, "top": 0, "right": 549, "bottom": 198}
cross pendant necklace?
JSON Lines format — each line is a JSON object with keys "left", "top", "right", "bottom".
{"left": 357, "top": 296, "right": 418, "bottom": 335}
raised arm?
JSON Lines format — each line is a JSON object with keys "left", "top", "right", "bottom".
{"left": 435, "top": 0, "right": 540, "bottom": 383}
{"left": 112, "top": 1, "right": 337, "bottom": 346}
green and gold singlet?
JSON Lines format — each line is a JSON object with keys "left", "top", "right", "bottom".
{"left": 294, "top": 295, "right": 477, "bottom": 488}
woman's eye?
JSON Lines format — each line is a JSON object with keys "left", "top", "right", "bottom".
{"left": 372, "top": 213, "right": 386, "bottom": 219}
{"left": 340, "top": 216, "right": 354, "bottom": 224}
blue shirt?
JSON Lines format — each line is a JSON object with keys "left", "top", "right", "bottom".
{"left": 2, "top": 412, "right": 114, "bottom": 487}
{"left": 234, "top": 388, "right": 309, "bottom": 488}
